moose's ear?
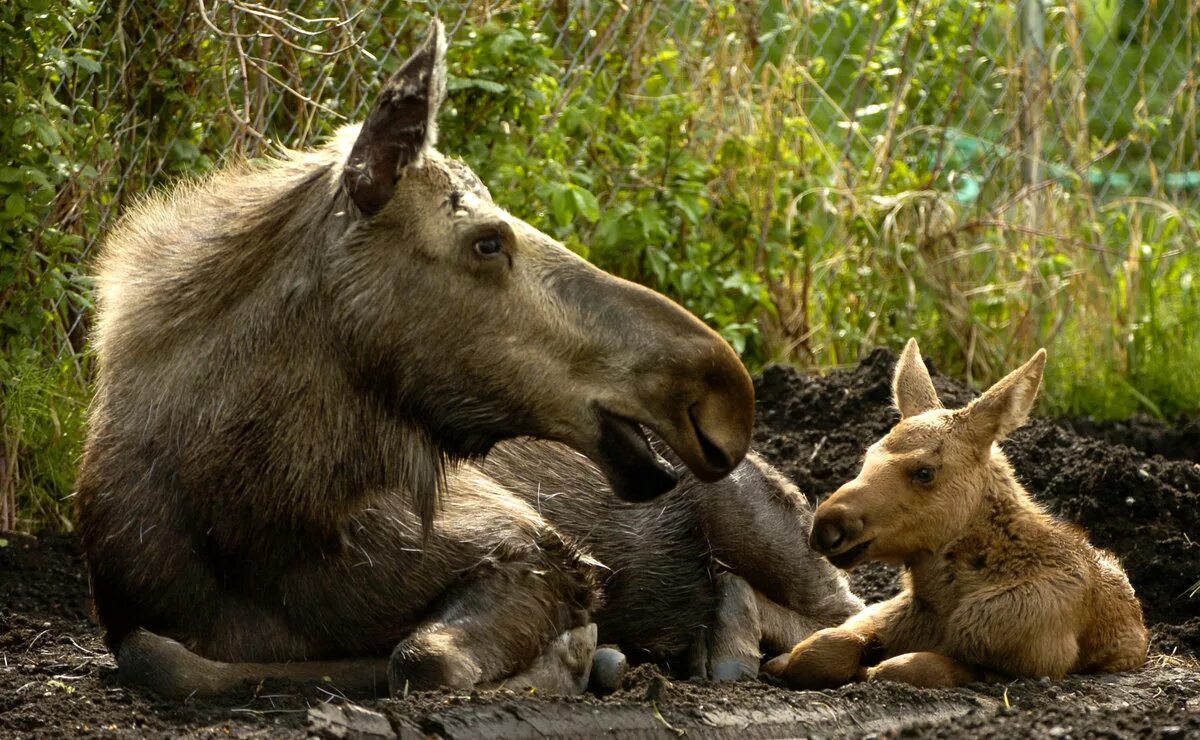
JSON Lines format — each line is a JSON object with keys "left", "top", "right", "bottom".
{"left": 893, "top": 338, "right": 942, "bottom": 418}
{"left": 963, "top": 349, "right": 1047, "bottom": 445}
{"left": 343, "top": 20, "right": 447, "bottom": 215}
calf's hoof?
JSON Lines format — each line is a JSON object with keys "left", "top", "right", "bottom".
{"left": 762, "top": 627, "right": 867, "bottom": 690}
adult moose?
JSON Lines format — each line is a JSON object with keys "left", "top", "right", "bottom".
{"left": 77, "top": 20, "right": 756, "bottom": 698}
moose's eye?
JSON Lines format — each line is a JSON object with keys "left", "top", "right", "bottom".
{"left": 473, "top": 234, "right": 505, "bottom": 259}
{"left": 912, "top": 466, "right": 937, "bottom": 485}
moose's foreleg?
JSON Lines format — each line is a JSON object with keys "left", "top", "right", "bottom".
{"left": 755, "top": 588, "right": 840, "bottom": 655}
{"left": 700, "top": 574, "right": 846, "bottom": 683}
{"left": 480, "top": 623, "right": 598, "bottom": 693}
{"left": 700, "top": 573, "right": 763, "bottom": 682}
{"left": 116, "top": 629, "right": 391, "bottom": 699}
{"left": 387, "top": 534, "right": 596, "bottom": 695}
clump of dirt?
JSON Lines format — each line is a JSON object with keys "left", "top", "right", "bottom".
{"left": 1, "top": 350, "right": 1197, "bottom": 738}
{"left": 1059, "top": 414, "right": 1200, "bottom": 465}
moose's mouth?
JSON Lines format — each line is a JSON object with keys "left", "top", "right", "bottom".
{"left": 826, "top": 539, "right": 873, "bottom": 570}
{"left": 594, "top": 409, "right": 680, "bottom": 502}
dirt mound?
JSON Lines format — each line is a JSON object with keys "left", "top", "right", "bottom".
{"left": 1, "top": 350, "right": 1197, "bottom": 737}
{"left": 1059, "top": 415, "right": 1200, "bottom": 464}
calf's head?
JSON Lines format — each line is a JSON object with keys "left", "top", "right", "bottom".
{"left": 810, "top": 339, "right": 1046, "bottom": 568}
{"left": 330, "top": 22, "right": 753, "bottom": 518}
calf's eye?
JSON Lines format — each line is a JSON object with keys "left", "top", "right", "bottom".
{"left": 912, "top": 466, "right": 936, "bottom": 484}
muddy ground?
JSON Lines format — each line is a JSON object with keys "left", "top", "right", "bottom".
{"left": 2, "top": 350, "right": 1198, "bottom": 738}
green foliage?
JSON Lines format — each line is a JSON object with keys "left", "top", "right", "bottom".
{"left": 3, "top": 0, "right": 1199, "bottom": 532}
{"left": 1, "top": 0, "right": 97, "bottom": 531}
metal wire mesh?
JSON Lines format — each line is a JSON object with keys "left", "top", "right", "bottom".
{"left": 36, "top": 0, "right": 1200, "bottom": 354}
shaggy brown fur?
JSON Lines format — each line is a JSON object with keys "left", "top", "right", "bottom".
{"left": 764, "top": 339, "right": 1149, "bottom": 689}
{"left": 482, "top": 441, "right": 864, "bottom": 679}
{"left": 77, "top": 22, "right": 758, "bottom": 699}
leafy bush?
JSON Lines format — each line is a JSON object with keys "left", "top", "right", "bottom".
{"left": 2, "top": 0, "right": 1198, "bottom": 532}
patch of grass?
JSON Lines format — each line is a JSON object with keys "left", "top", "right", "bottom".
{"left": 1, "top": 350, "right": 88, "bottom": 533}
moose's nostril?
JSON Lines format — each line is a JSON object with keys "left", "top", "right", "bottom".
{"left": 688, "top": 405, "right": 736, "bottom": 474}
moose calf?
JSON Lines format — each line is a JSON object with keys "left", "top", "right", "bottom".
{"left": 764, "top": 339, "right": 1149, "bottom": 689}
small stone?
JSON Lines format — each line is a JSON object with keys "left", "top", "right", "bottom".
{"left": 1160, "top": 727, "right": 1185, "bottom": 740}
{"left": 1047, "top": 726, "right": 1069, "bottom": 738}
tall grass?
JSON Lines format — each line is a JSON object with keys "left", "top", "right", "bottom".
{"left": 1, "top": 352, "right": 88, "bottom": 532}
{"left": 526, "top": 0, "right": 1200, "bottom": 420}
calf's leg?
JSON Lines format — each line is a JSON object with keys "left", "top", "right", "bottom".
{"left": 866, "top": 651, "right": 983, "bottom": 688}
{"left": 761, "top": 626, "right": 869, "bottom": 689}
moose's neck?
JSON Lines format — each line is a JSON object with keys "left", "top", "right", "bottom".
{"left": 973, "top": 453, "right": 1047, "bottom": 532}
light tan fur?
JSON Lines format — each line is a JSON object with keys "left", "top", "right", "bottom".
{"left": 764, "top": 339, "right": 1148, "bottom": 689}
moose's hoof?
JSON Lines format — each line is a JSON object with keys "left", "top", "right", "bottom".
{"left": 117, "top": 629, "right": 233, "bottom": 699}
{"left": 388, "top": 640, "right": 481, "bottom": 695}
{"left": 589, "top": 647, "right": 627, "bottom": 694}
{"left": 479, "top": 622, "right": 598, "bottom": 694}
{"left": 711, "top": 656, "right": 758, "bottom": 682}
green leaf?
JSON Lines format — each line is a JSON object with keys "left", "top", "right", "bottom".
{"left": 569, "top": 186, "right": 599, "bottom": 223}
{"left": 448, "top": 77, "right": 506, "bottom": 94}
{"left": 550, "top": 184, "right": 573, "bottom": 228}
{"left": 33, "top": 119, "right": 61, "bottom": 147}
{"left": 5, "top": 193, "right": 25, "bottom": 217}
{"left": 70, "top": 54, "right": 102, "bottom": 74}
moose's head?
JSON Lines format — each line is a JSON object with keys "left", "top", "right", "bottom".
{"left": 808, "top": 339, "right": 1046, "bottom": 568}
{"left": 327, "top": 21, "right": 754, "bottom": 521}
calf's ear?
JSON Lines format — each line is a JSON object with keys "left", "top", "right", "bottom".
{"left": 963, "top": 349, "right": 1047, "bottom": 445}
{"left": 343, "top": 20, "right": 448, "bottom": 215}
{"left": 892, "top": 338, "right": 942, "bottom": 419}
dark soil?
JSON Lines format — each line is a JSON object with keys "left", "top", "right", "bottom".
{"left": 3, "top": 350, "right": 1198, "bottom": 738}
{"left": 1058, "top": 415, "right": 1200, "bottom": 465}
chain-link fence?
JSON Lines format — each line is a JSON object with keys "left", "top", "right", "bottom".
{"left": 4, "top": 0, "right": 1199, "bottom": 530}
{"left": 33, "top": 0, "right": 1200, "bottom": 353}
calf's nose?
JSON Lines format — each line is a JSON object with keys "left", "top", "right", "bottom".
{"left": 809, "top": 508, "right": 864, "bottom": 554}
{"left": 810, "top": 518, "right": 845, "bottom": 554}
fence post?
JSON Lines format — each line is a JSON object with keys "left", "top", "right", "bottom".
{"left": 1019, "top": 0, "right": 1047, "bottom": 196}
